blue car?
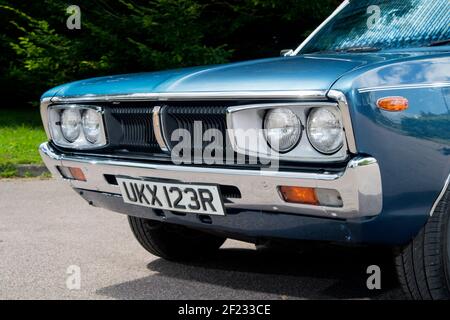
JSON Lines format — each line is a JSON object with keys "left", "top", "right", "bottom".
{"left": 39, "top": 0, "right": 450, "bottom": 299}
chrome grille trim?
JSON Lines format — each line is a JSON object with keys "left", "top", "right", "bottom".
{"left": 48, "top": 90, "right": 328, "bottom": 103}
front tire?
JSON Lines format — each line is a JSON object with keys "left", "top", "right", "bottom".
{"left": 128, "top": 216, "right": 226, "bottom": 261}
{"left": 395, "top": 187, "right": 450, "bottom": 300}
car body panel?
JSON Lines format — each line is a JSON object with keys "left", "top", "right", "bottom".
{"left": 329, "top": 53, "right": 450, "bottom": 243}
{"left": 42, "top": 52, "right": 441, "bottom": 99}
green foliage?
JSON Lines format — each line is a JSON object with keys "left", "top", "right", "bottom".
{"left": 0, "top": 0, "right": 338, "bottom": 108}
{"left": 0, "top": 109, "right": 47, "bottom": 177}
{"left": 1, "top": 4, "right": 75, "bottom": 86}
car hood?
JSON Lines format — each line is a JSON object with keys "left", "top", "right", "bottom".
{"left": 45, "top": 52, "right": 429, "bottom": 99}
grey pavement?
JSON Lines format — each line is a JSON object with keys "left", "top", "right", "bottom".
{"left": 0, "top": 179, "right": 404, "bottom": 300}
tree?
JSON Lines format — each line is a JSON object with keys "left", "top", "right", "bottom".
{"left": 0, "top": 0, "right": 338, "bottom": 107}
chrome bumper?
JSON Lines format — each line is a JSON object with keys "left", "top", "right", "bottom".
{"left": 39, "top": 142, "right": 382, "bottom": 219}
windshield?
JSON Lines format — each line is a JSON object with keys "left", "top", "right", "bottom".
{"left": 299, "top": 0, "right": 450, "bottom": 54}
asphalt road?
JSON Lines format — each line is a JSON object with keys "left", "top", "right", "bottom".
{"left": 0, "top": 179, "right": 404, "bottom": 300}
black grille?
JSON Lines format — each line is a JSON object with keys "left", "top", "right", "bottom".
{"left": 161, "top": 105, "right": 231, "bottom": 154}
{"left": 102, "top": 103, "right": 233, "bottom": 158}
{"left": 107, "top": 105, "right": 159, "bottom": 152}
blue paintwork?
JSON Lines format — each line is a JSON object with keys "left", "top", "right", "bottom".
{"left": 42, "top": 50, "right": 448, "bottom": 98}
{"left": 43, "top": 47, "right": 450, "bottom": 245}
{"left": 43, "top": 54, "right": 396, "bottom": 98}
{"left": 332, "top": 52, "right": 450, "bottom": 244}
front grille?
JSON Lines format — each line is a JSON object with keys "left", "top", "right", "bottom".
{"left": 160, "top": 104, "right": 230, "bottom": 153}
{"left": 59, "top": 101, "right": 350, "bottom": 172}
{"left": 103, "top": 102, "right": 233, "bottom": 159}
{"left": 107, "top": 105, "right": 159, "bottom": 152}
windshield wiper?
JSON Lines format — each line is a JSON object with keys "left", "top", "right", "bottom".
{"left": 427, "top": 39, "right": 450, "bottom": 47}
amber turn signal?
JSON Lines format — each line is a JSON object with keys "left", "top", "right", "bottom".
{"left": 58, "top": 166, "right": 86, "bottom": 182}
{"left": 68, "top": 167, "right": 87, "bottom": 182}
{"left": 279, "top": 186, "right": 319, "bottom": 205}
{"left": 376, "top": 96, "right": 409, "bottom": 112}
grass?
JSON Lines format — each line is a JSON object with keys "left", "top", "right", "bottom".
{"left": 0, "top": 109, "right": 47, "bottom": 178}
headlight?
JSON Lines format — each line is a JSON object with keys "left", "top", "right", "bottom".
{"left": 82, "top": 109, "right": 101, "bottom": 143}
{"left": 61, "top": 109, "right": 81, "bottom": 142}
{"left": 264, "top": 108, "right": 302, "bottom": 153}
{"left": 306, "top": 107, "right": 344, "bottom": 154}
{"left": 48, "top": 105, "right": 106, "bottom": 149}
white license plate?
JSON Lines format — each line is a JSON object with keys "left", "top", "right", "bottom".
{"left": 117, "top": 177, "right": 226, "bottom": 216}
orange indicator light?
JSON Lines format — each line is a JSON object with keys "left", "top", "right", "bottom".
{"left": 279, "top": 186, "right": 319, "bottom": 206}
{"left": 377, "top": 96, "right": 409, "bottom": 112}
{"left": 68, "top": 167, "right": 86, "bottom": 182}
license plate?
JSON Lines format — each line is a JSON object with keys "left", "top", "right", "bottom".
{"left": 117, "top": 177, "right": 226, "bottom": 216}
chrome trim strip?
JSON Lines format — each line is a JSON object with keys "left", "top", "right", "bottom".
{"left": 327, "top": 90, "right": 357, "bottom": 154}
{"left": 358, "top": 82, "right": 450, "bottom": 93}
{"left": 39, "top": 142, "right": 383, "bottom": 219}
{"left": 430, "top": 174, "right": 450, "bottom": 216}
{"left": 40, "top": 97, "right": 52, "bottom": 139}
{"left": 293, "top": 0, "right": 350, "bottom": 55}
{"left": 347, "top": 157, "right": 377, "bottom": 168}
{"left": 152, "top": 106, "right": 169, "bottom": 152}
{"left": 227, "top": 102, "right": 334, "bottom": 114}
{"left": 49, "top": 90, "right": 328, "bottom": 103}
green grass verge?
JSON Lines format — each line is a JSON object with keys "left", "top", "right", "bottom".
{"left": 0, "top": 109, "right": 47, "bottom": 178}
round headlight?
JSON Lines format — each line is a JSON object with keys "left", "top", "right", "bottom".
{"left": 264, "top": 108, "right": 302, "bottom": 153}
{"left": 82, "top": 109, "right": 101, "bottom": 143}
{"left": 307, "top": 107, "right": 343, "bottom": 154}
{"left": 61, "top": 109, "right": 81, "bottom": 142}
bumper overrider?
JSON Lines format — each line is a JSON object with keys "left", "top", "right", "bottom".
{"left": 39, "top": 142, "right": 382, "bottom": 221}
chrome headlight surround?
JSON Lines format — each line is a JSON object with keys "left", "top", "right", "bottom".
{"left": 48, "top": 105, "right": 107, "bottom": 149}
{"left": 227, "top": 102, "right": 348, "bottom": 163}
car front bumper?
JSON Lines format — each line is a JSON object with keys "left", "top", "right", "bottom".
{"left": 39, "top": 142, "right": 382, "bottom": 220}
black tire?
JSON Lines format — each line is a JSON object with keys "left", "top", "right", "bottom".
{"left": 128, "top": 216, "right": 226, "bottom": 261}
{"left": 395, "top": 187, "right": 450, "bottom": 300}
